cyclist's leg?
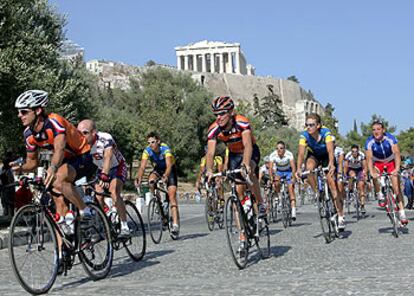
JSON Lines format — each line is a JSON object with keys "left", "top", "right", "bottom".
{"left": 287, "top": 177, "right": 296, "bottom": 219}
{"left": 304, "top": 156, "right": 318, "bottom": 193}
{"left": 166, "top": 166, "right": 179, "bottom": 227}
{"left": 357, "top": 173, "right": 366, "bottom": 207}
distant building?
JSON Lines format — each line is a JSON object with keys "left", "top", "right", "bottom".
{"left": 59, "top": 40, "right": 84, "bottom": 61}
{"left": 175, "top": 40, "right": 255, "bottom": 76}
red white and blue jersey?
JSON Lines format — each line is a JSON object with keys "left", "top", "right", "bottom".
{"left": 207, "top": 114, "right": 256, "bottom": 154}
{"left": 365, "top": 132, "right": 398, "bottom": 163}
{"left": 90, "top": 132, "right": 125, "bottom": 169}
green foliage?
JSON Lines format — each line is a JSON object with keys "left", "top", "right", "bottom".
{"left": 320, "top": 103, "right": 339, "bottom": 138}
{"left": 398, "top": 128, "right": 414, "bottom": 156}
{"left": 287, "top": 75, "right": 300, "bottom": 83}
{"left": 0, "top": 0, "right": 96, "bottom": 155}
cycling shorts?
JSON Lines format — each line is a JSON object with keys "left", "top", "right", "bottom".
{"left": 152, "top": 165, "right": 178, "bottom": 187}
{"left": 374, "top": 160, "right": 396, "bottom": 175}
{"left": 276, "top": 171, "right": 293, "bottom": 185}
{"left": 228, "top": 144, "right": 261, "bottom": 177}
{"left": 306, "top": 151, "right": 330, "bottom": 168}
{"left": 347, "top": 167, "right": 364, "bottom": 182}
{"left": 64, "top": 153, "right": 97, "bottom": 181}
{"left": 97, "top": 160, "right": 127, "bottom": 183}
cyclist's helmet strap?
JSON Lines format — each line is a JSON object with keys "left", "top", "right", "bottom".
{"left": 211, "top": 96, "right": 234, "bottom": 112}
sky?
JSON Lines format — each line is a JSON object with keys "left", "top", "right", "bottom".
{"left": 51, "top": 0, "right": 413, "bottom": 135}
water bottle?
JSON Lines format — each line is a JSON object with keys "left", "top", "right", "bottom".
{"left": 162, "top": 200, "right": 169, "bottom": 214}
{"left": 241, "top": 195, "right": 253, "bottom": 220}
{"left": 136, "top": 197, "right": 144, "bottom": 214}
{"left": 195, "top": 191, "right": 201, "bottom": 203}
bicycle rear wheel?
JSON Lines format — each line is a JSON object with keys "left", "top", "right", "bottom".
{"left": 9, "top": 205, "right": 59, "bottom": 295}
{"left": 255, "top": 217, "right": 270, "bottom": 259}
{"left": 147, "top": 198, "right": 163, "bottom": 244}
{"left": 78, "top": 203, "right": 113, "bottom": 280}
{"left": 123, "top": 200, "right": 146, "bottom": 261}
{"left": 205, "top": 192, "right": 215, "bottom": 231}
{"left": 224, "top": 197, "right": 248, "bottom": 269}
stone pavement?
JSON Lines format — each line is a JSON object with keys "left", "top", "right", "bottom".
{"left": 1, "top": 200, "right": 414, "bottom": 295}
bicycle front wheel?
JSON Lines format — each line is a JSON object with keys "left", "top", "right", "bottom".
{"left": 317, "top": 195, "right": 333, "bottom": 243}
{"left": 78, "top": 203, "right": 113, "bottom": 280}
{"left": 9, "top": 204, "right": 59, "bottom": 295}
{"left": 205, "top": 192, "right": 215, "bottom": 231}
{"left": 386, "top": 190, "right": 399, "bottom": 238}
{"left": 281, "top": 193, "right": 289, "bottom": 228}
{"left": 147, "top": 198, "right": 163, "bottom": 244}
{"left": 255, "top": 217, "right": 270, "bottom": 259}
{"left": 224, "top": 197, "right": 248, "bottom": 269}
{"left": 124, "top": 200, "right": 146, "bottom": 261}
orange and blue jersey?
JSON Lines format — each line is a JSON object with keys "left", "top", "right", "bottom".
{"left": 299, "top": 126, "right": 334, "bottom": 157}
{"left": 142, "top": 143, "right": 175, "bottom": 170}
{"left": 365, "top": 132, "right": 397, "bottom": 162}
{"left": 207, "top": 114, "right": 256, "bottom": 154}
{"left": 24, "top": 113, "right": 90, "bottom": 158}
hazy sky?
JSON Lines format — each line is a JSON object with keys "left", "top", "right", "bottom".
{"left": 52, "top": 0, "right": 413, "bottom": 134}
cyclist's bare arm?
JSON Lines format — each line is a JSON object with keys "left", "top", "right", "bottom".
{"left": 45, "top": 133, "right": 65, "bottom": 187}
{"left": 296, "top": 144, "right": 306, "bottom": 177}
{"left": 164, "top": 156, "right": 173, "bottom": 179}
{"left": 343, "top": 160, "right": 349, "bottom": 176}
{"left": 195, "top": 163, "right": 205, "bottom": 189}
{"left": 206, "top": 139, "right": 217, "bottom": 176}
{"left": 365, "top": 149, "right": 376, "bottom": 178}
{"left": 241, "top": 129, "right": 253, "bottom": 170}
{"left": 102, "top": 146, "right": 113, "bottom": 175}
{"left": 290, "top": 158, "right": 297, "bottom": 181}
{"left": 326, "top": 141, "right": 335, "bottom": 169}
{"left": 269, "top": 161, "right": 274, "bottom": 183}
{"left": 337, "top": 154, "right": 344, "bottom": 176}
{"left": 392, "top": 144, "right": 401, "bottom": 174}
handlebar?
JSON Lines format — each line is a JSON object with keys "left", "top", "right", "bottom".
{"left": 300, "top": 166, "right": 330, "bottom": 177}
{"left": 211, "top": 168, "right": 253, "bottom": 186}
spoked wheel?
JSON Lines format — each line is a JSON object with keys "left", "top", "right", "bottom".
{"left": 271, "top": 193, "right": 278, "bottom": 223}
{"left": 386, "top": 192, "right": 399, "bottom": 238}
{"left": 147, "top": 198, "right": 163, "bottom": 244}
{"left": 78, "top": 203, "right": 113, "bottom": 280}
{"left": 9, "top": 205, "right": 59, "bottom": 295}
{"left": 224, "top": 197, "right": 248, "bottom": 269}
{"left": 346, "top": 194, "right": 352, "bottom": 215}
{"left": 217, "top": 199, "right": 225, "bottom": 229}
{"left": 354, "top": 192, "right": 360, "bottom": 220}
{"left": 317, "top": 195, "right": 333, "bottom": 243}
{"left": 123, "top": 200, "right": 146, "bottom": 261}
{"left": 205, "top": 192, "right": 215, "bottom": 231}
{"left": 255, "top": 217, "right": 270, "bottom": 259}
{"left": 281, "top": 193, "right": 289, "bottom": 228}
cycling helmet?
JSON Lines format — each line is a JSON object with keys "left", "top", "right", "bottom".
{"left": 211, "top": 96, "right": 234, "bottom": 112}
{"left": 264, "top": 156, "right": 270, "bottom": 163}
{"left": 15, "top": 90, "right": 49, "bottom": 109}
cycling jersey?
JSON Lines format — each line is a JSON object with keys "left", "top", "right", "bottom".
{"left": 207, "top": 114, "right": 256, "bottom": 154}
{"left": 90, "top": 132, "right": 125, "bottom": 169}
{"left": 334, "top": 146, "right": 344, "bottom": 163}
{"left": 24, "top": 113, "right": 90, "bottom": 158}
{"left": 365, "top": 132, "right": 397, "bottom": 162}
{"left": 299, "top": 126, "right": 334, "bottom": 157}
{"left": 269, "top": 150, "right": 294, "bottom": 172}
{"left": 200, "top": 155, "right": 223, "bottom": 174}
{"left": 259, "top": 164, "right": 271, "bottom": 176}
{"left": 345, "top": 151, "right": 365, "bottom": 170}
{"left": 142, "top": 143, "right": 175, "bottom": 170}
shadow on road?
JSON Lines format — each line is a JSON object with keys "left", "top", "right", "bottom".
{"left": 378, "top": 226, "right": 409, "bottom": 235}
{"left": 339, "top": 230, "right": 352, "bottom": 239}
{"left": 289, "top": 222, "right": 312, "bottom": 228}
{"left": 270, "top": 245, "right": 291, "bottom": 257}
{"left": 268, "top": 229, "right": 283, "bottom": 236}
{"left": 179, "top": 232, "right": 209, "bottom": 241}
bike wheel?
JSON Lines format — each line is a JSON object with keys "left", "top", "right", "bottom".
{"left": 354, "top": 192, "right": 360, "bottom": 220}
{"left": 78, "top": 203, "right": 113, "bottom": 280}
{"left": 205, "top": 192, "right": 215, "bottom": 231}
{"left": 224, "top": 197, "right": 248, "bottom": 269}
{"left": 9, "top": 205, "right": 59, "bottom": 295}
{"left": 386, "top": 192, "right": 399, "bottom": 238}
{"left": 281, "top": 193, "right": 288, "bottom": 228}
{"left": 317, "top": 194, "right": 333, "bottom": 243}
{"left": 217, "top": 198, "right": 225, "bottom": 229}
{"left": 271, "top": 193, "right": 278, "bottom": 223}
{"left": 147, "top": 198, "right": 163, "bottom": 244}
{"left": 255, "top": 217, "right": 270, "bottom": 259}
{"left": 123, "top": 200, "right": 146, "bottom": 261}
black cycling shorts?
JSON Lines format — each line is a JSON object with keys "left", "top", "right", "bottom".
{"left": 152, "top": 165, "right": 178, "bottom": 187}
{"left": 228, "top": 144, "right": 261, "bottom": 177}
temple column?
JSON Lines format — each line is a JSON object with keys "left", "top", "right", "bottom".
{"left": 211, "top": 53, "right": 216, "bottom": 73}
{"left": 201, "top": 53, "right": 207, "bottom": 72}
{"left": 176, "top": 55, "right": 182, "bottom": 70}
{"left": 235, "top": 51, "right": 241, "bottom": 74}
{"left": 184, "top": 55, "right": 189, "bottom": 70}
{"left": 219, "top": 53, "right": 224, "bottom": 73}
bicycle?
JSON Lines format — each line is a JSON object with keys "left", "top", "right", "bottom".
{"left": 344, "top": 176, "right": 362, "bottom": 220}
{"left": 278, "top": 176, "right": 292, "bottom": 228}
{"left": 379, "top": 167, "right": 403, "bottom": 238}
{"left": 79, "top": 178, "right": 146, "bottom": 261}
{"left": 212, "top": 168, "right": 270, "bottom": 269}
{"left": 204, "top": 179, "right": 224, "bottom": 231}
{"left": 8, "top": 176, "right": 113, "bottom": 295}
{"left": 263, "top": 180, "right": 277, "bottom": 223}
{"left": 146, "top": 177, "right": 180, "bottom": 244}
{"left": 302, "top": 166, "right": 339, "bottom": 243}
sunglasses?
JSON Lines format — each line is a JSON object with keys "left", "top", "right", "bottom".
{"left": 18, "top": 109, "right": 32, "bottom": 116}
{"left": 214, "top": 111, "right": 228, "bottom": 117}
{"left": 148, "top": 140, "right": 157, "bottom": 145}
{"left": 277, "top": 147, "right": 285, "bottom": 150}
{"left": 305, "top": 123, "right": 316, "bottom": 128}
{"left": 81, "top": 130, "right": 90, "bottom": 135}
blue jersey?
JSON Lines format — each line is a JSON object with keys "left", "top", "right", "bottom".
{"left": 365, "top": 132, "right": 398, "bottom": 162}
{"left": 142, "top": 143, "right": 175, "bottom": 170}
{"left": 299, "top": 126, "right": 334, "bottom": 157}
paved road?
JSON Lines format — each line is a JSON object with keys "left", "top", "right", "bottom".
{"left": 1, "top": 200, "right": 414, "bottom": 295}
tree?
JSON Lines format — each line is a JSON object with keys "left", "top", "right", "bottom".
{"left": 287, "top": 75, "right": 300, "bottom": 83}
{"left": 0, "top": 0, "right": 96, "bottom": 155}
{"left": 398, "top": 128, "right": 414, "bottom": 156}
{"left": 320, "top": 103, "right": 339, "bottom": 139}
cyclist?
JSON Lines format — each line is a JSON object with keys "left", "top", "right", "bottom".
{"left": 135, "top": 132, "right": 180, "bottom": 237}
{"left": 365, "top": 120, "right": 408, "bottom": 225}
{"left": 258, "top": 156, "right": 272, "bottom": 186}
{"left": 10, "top": 90, "right": 95, "bottom": 234}
{"left": 296, "top": 113, "right": 345, "bottom": 231}
{"left": 195, "top": 145, "right": 224, "bottom": 202}
{"left": 77, "top": 119, "right": 130, "bottom": 238}
{"left": 344, "top": 144, "right": 368, "bottom": 214}
{"left": 269, "top": 141, "right": 297, "bottom": 221}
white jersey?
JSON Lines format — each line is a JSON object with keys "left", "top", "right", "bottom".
{"left": 345, "top": 151, "right": 365, "bottom": 170}
{"left": 269, "top": 149, "right": 294, "bottom": 172}
{"left": 334, "top": 146, "right": 344, "bottom": 163}
{"left": 260, "top": 164, "right": 271, "bottom": 176}
{"left": 90, "top": 131, "right": 125, "bottom": 169}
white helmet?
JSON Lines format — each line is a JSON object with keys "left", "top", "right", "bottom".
{"left": 264, "top": 156, "right": 270, "bottom": 162}
{"left": 15, "top": 90, "right": 49, "bottom": 109}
